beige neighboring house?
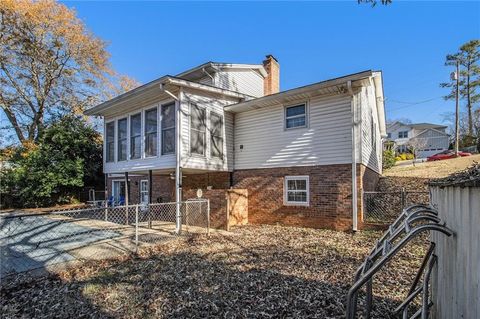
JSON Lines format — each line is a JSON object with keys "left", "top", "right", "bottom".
{"left": 84, "top": 55, "right": 386, "bottom": 231}
{"left": 386, "top": 121, "right": 450, "bottom": 159}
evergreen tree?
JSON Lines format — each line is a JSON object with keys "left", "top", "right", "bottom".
{"left": 440, "top": 40, "right": 480, "bottom": 136}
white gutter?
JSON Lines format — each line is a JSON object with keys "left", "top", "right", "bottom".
{"left": 348, "top": 80, "right": 358, "bottom": 232}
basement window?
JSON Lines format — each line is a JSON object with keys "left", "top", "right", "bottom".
{"left": 284, "top": 176, "right": 309, "bottom": 206}
{"left": 285, "top": 103, "right": 307, "bottom": 129}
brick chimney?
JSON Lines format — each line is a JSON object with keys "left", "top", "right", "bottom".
{"left": 263, "top": 54, "right": 279, "bottom": 95}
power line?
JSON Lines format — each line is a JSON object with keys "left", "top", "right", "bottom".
{"left": 386, "top": 96, "right": 444, "bottom": 111}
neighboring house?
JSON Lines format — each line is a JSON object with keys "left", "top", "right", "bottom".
{"left": 85, "top": 55, "right": 386, "bottom": 231}
{"left": 386, "top": 121, "right": 450, "bottom": 158}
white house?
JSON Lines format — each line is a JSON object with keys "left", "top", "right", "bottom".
{"left": 84, "top": 55, "right": 386, "bottom": 231}
{"left": 386, "top": 121, "right": 450, "bottom": 158}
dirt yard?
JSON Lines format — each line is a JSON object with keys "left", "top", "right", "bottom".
{"left": 384, "top": 154, "right": 480, "bottom": 179}
{"left": 0, "top": 225, "right": 427, "bottom": 318}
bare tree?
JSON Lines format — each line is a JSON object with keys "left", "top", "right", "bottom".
{"left": 406, "top": 137, "right": 428, "bottom": 165}
{"left": 0, "top": 0, "right": 138, "bottom": 144}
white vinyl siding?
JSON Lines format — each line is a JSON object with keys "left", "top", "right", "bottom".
{"left": 234, "top": 94, "right": 353, "bottom": 169}
{"left": 357, "top": 85, "right": 382, "bottom": 174}
{"left": 284, "top": 176, "right": 309, "bottom": 206}
{"left": 215, "top": 69, "right": 264, "bottom": 97}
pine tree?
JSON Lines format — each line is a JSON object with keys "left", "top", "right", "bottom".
{"left": 440, "top": 40, "right": 480, "bottom": 136}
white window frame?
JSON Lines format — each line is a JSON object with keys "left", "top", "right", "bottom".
{"left": 284, "top": 175, "right": 310, "bottom": 206}
{"left": 105, "top": 120, "right": 116, "bottom": 163}
{"left": 144, "top": 107, "right": 158, "bottom": 158}
{"left": 398, "top": 131, "right": 408, "bottom": 138}
{"left": 161, "top": 102, "right": 176, "bottom": 155}
{"left": 189, "top": 103, "right": 207, "bottom": 157}
{"left": 209, "top": 111, "right": 224, "bottom": 159}
{"left": 284, "top": 102, "right": 308, "bottom": 130}
{"left": 129, "top": 112, "right": 142, "bottom": 160}
{"left": 117, "top": 117, "right": 128, "bottom": 162}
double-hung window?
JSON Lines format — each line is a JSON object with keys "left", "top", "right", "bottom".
{"left": 190, "top": 104, "right": 206, "bottom": 156}
{"left": 106, "top": 122, "right": 115, "bottom": 162}
{"left": 285, "top": 103, "right": 307, "bottom": 129}
{"left": 161, "top": 103, "right": 175, "bottom": 155}
{"left": 117, "top": 118, "right": 127, "bottom": 161}
{"left": 284, "top": 176, "right": 309, "bottom": 206}
{"left": 145, "top": 108, "right": 158, "bottom": 157}
{"left": 130, "top": 113, "right": 141, "bottom": 159}
{"left": 398, "top": 131, "right": 408, "bottom": 138}
{"left": 210, "top": 112, "right": 223, "bottom": 159}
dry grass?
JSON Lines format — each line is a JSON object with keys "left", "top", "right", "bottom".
{"left": 1, "top": 225, "right": 427, "bottom": 318}
{"left": 384, "top": 154, "right": 480, "bottom": 178}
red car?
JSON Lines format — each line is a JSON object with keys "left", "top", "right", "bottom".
{"left": 427, "top": 150, "right": 472, "bottom": 161}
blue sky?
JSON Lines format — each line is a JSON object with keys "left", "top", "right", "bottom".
{"left": 65, "top": 1, "right": 480, "bottom": 126}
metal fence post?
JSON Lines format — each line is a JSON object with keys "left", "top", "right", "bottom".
{"left": 135, "top": 205, "right": 139, "bottom": 253}
{"left": 104, "top": 202, "right": 108, "bottom": 222}
{"left": 207, "top": 199, "right": 210, "bottom": 236}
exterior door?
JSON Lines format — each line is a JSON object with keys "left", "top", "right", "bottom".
{"left": 112, "top": 180, "right": 126, "bottom": 204}
{"left": 140, "top": 180, "right": 149, "bottom": 204}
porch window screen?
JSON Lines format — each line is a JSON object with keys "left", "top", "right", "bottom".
{"left": 284, "top": 176, "right": 309, "bottom": 205}
{"left": 210, "top": 111, "right": 223, "bottom": 158}
{"left": 190, "top": 104, "right": 206, "bottom": 156}
{"left": 161, "top": 103, "right": 175, "bottom": 155}
{"left": 117, "top": 118, "right": 127, "bottom": 161}
{"left": 106, "top": 122, "right": 115, "bottom": 162}
{"left": 130, "top": 113, "right": 141, "bottom": 159}
{"left": 285, "top": 104, "right": 306, "bottom": 129}
{"left": 145, "top": 108, "right": 158, "bottom": 157}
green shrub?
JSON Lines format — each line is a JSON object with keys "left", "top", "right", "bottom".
{"left": 383, "top": 149, "right": 396, "bottom": 169}
{"left": 1, "top": 116, "right": 102, "bottom": 208}
{"left": 406, "top": 153, "right": 414, "bottom": 160}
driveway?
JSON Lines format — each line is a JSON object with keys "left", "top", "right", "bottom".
{"left": 0, "top": 211, "right": 178, "bottom": 279}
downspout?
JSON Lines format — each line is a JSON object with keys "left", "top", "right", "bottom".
{"left": 160, "top": 83, "right": 182, "bottom": 234}
{"left": 348, "top": 80, "right": 358, "bottom": 232}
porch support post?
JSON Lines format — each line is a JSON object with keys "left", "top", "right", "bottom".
{"left": 125, "top": 172, "right": 129, "bottom": 225}
{"left": 104, "top": 173, "right": 108, "bottom": 207}
{"left": 148, "top": 170, "right": 153, "bottom": 204}
{"left": 148, "top": 170, "right": 153, "bottom": 228}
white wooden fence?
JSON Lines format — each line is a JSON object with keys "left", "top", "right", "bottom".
{"left": 430, "top": 185, "right": 480, "bottom": 319}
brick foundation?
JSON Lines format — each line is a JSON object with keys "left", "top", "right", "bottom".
{"left": 232, "top": 164, "right": 379, "bottom": 231}
{"left": 107, "top": 163, "right": 379, "bottom": 231}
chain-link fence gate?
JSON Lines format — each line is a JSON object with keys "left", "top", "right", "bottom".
{"left": 362, "top": 189, "right": 430, "bottom": 224}
{"left": 0, "top": 199, "right": 209, "bottom": 280}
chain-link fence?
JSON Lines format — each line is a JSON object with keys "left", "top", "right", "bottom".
{"left": 362, "top": 189, "right": 429, "bottom": 224}
{"left": 0, "top": 199, "right": 209, "bottom": 280}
